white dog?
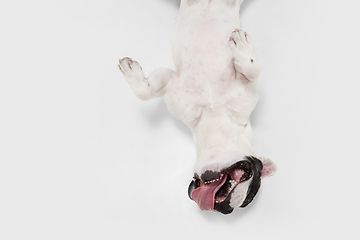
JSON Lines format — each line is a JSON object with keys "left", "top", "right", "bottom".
{"left": 119, "top": 0, "right": 276, "bottom": 214}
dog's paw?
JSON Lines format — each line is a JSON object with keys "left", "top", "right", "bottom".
{"left": 228, "top": 29, "right": 255, "bottom": 58}
{"left": 118, "top": 57, "right": 150, "bottom": 100}
{"left": 118, "top": 57, "right": 145, "bottom": 82}
{"left": 228, "top": 29, "right": 260, "bottom": 80}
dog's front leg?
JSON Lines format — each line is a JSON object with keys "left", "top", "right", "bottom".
{"left": 228, "top": 29, "right": 260, "bottom": 81}
{"left": 119, "top": 57, "right": 176, "bottom": 100}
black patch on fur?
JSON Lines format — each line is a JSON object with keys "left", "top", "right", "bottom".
{"left": 251, "top": 59, "right": 254, "bottom": 63}
{"left": 188, "top": 180, "right": 195, "bottom": 200}
{"left": 240, "top": 156, "right": 263, "bottom": 208}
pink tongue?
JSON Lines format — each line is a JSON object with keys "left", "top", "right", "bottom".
{"left": 191, "top": 175, "right": 227, "bottom": 211}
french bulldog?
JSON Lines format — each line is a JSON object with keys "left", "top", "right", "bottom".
{"left": 118, "top": 0, "right": 276, "bottom": 214}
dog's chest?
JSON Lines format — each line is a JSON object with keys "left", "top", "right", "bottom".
{"left": 164, "top": 76, "right": 258, "bottom": 127}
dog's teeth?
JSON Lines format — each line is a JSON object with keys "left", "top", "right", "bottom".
{"left": 204, "top": 178, "right": 220, "bottom": 184}
{"left": 229, "top": 180, "right": 237, "bottom": 190}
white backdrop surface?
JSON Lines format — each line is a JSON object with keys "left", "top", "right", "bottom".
{"left": 0, "top": 0, "right": 359, "bottom": 239}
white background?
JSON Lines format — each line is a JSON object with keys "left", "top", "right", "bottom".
{"left": 1, "top": 0, "right": 359, "bottom": 239}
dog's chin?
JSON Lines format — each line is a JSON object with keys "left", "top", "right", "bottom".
{"left": 188, "top": 156, "right": 263, "bottom": 214}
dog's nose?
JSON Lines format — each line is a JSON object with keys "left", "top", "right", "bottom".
{"left": 214, "top": 201, "right": 234, "bottom": 215}
{"left": 224, "top": 208, "right": 234, "bottom": 214}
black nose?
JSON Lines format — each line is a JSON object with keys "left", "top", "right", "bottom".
{"left": 215, "top": 204, "right": 234, "bottom": 214}
{"left": 214, "top": 198, "right": 234, "bottom": 214}
{"left": 216, "top": 206, "right": 234, "bottom": 214}
{"left": 224, "top": 208, "right": 234, "bottom": 214}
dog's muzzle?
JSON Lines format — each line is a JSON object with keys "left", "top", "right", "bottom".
{"left": 188, "top": 156, "right": 263, "bottom": 214}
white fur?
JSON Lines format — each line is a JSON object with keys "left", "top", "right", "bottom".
{"left": 119, "top": 0, "right": 266, "bottom": 179}
{"left": 229, "top": 178, "right": 251, "bottom": 208}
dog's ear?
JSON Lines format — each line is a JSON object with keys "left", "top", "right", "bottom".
{"left": 258, "top": 157, "right": 277, "bottom": 178}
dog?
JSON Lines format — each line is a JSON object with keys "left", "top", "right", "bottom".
{"left": 118, "top": 0, "right": 277, "bottom": 214}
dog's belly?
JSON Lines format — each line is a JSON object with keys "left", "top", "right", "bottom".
{"left": 164, "top": 76, "right": 258, "bottom": 127}
{"left": 164, "top": 3, "right": 257, "bottom": 127}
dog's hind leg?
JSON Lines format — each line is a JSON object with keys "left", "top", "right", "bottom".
{"left": 228, "top": 29, "right": 260, "bottom": 81}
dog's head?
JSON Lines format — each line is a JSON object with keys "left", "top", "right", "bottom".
{"left": 188, "top": 156, "right": 276, "bottom": 214}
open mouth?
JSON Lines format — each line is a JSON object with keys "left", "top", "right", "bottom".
{"left": 188, "top": 161, "right": 253, "bottom": 214}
